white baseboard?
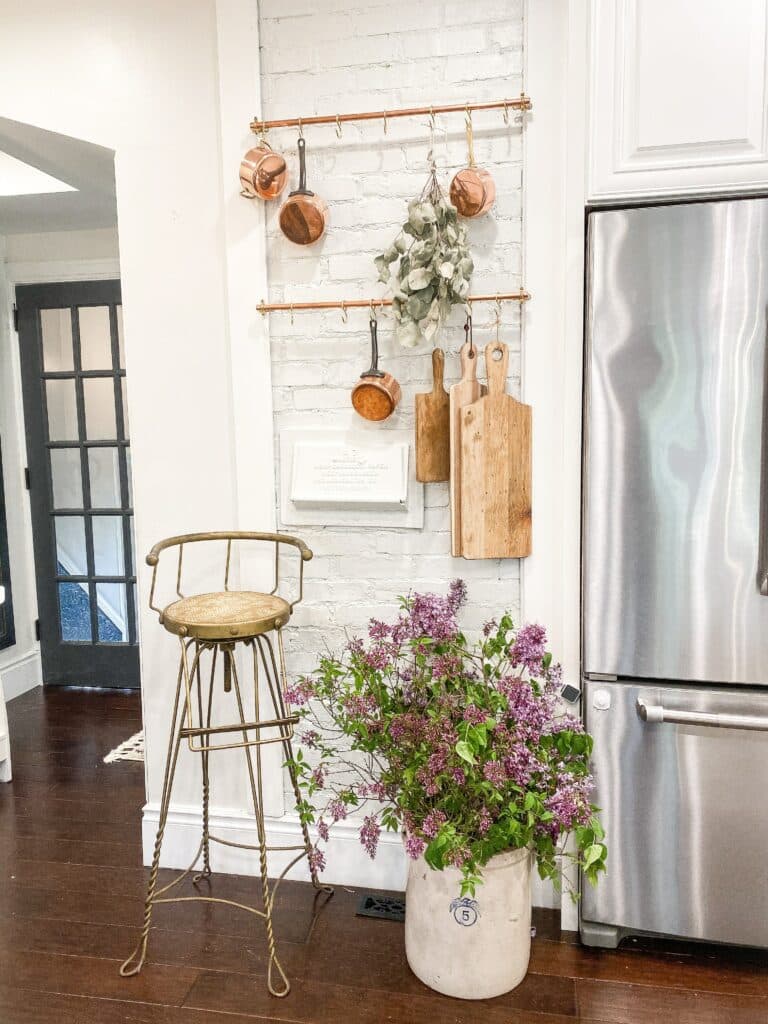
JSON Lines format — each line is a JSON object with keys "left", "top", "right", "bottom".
{"left": 0, "top": 650, "right": 42, "bottom": 701}
{"left": 142, "top": 802, "right": 558, "bottom": 908}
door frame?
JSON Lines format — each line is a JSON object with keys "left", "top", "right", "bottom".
{"left": 15, "top": 277, "right": 140, "bottom": 689}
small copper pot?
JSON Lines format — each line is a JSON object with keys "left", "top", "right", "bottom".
{"left": 450, "top": 165, "right": 496, "bottom": 218}
{"left": 352, "top": 318, "right": 400, "bottom": 421}
{"left": 239, "top": 142, "right": 288, "bottom": 200}
{"left": 279, "top": 137, "right": 328, "bottom": 245}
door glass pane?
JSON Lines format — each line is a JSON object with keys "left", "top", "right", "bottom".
{"left": 46, "top": 379, "right": 78, "bottom": 441}
{"left": 83, "top": 378, "right": 116, "bottom": 439}
{"left": 93, "top": 515, "right": 124, "bottom": 575}
{"left": 41, "top": 308, "right": 73, "bottom": 371}
{"left": 55, "top": 515, "right": 87, "bottom": 576}
{"left": 50, "top": 448, "right": 83, "bottom": 509}
{"left": 116, "top": 305, "right": 125, "bottom": 368}
{"left": 78, "top": 306, "right": 113, "bottom": 370}
{"left": 97, "top": 582, "right": 127, "bottom": 642}
{"left": 121, "top": 378, "right": 129, "bottom": 438}
{"left": 59, "top": 582, "right": 92, "bottom": 641}
{"left": 88, "top": 448, "right": 121, "bottom": 508}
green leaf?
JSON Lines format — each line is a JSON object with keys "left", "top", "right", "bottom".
{"left": 582, "top": 843, "right": 604, "bottom": 871}
{"left": 455, "top": 740, "right": 476, "bottom": 765}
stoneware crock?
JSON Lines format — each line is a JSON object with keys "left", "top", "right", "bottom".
{"left": 405, "top": 845, "right": 532, "bottom": 1000}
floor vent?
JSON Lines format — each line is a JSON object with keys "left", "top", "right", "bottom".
{"left": 356, "top": 893, "right": 405, "bottom": 922}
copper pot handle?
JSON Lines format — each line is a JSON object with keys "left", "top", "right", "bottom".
{"left": 362, "top": 317, "right": 385, "bottom": 378}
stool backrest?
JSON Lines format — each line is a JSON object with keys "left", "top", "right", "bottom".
{"left": 146, "top": 531, "right": 312, "bottom": 616}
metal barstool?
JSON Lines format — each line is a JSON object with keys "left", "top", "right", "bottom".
{"left": 120, "top": 531, "right": 331, "bottom": 996}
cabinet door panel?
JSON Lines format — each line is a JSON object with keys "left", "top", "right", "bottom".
{"left": 589, "top": 0, "right": 768, "bottom": 199}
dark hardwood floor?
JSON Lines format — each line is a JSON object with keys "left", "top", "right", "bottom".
{"left": 1, "top": 687, "right": 766, "bottom": 1023}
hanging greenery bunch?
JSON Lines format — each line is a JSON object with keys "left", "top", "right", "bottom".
{"left": 374, "top": 165, "right": 474, "bottom": 348}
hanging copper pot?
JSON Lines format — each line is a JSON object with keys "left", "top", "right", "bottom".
{"left": 449, "top": 113, "right": 496, "bottom": 218}
{"left": 239, "top": 141, "right": 288, "bottom": 200}
{"left": 352, "top": 317, "right": 400, "bottom": 421}
{"left": 279, "top": 137, "right": 328, "bottom": 245}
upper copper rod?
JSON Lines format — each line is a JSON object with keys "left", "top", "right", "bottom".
{"left": 256, "top": 292, "right": 531, "bottom": 314}
{"left": 251, "top": 96, "right": 532, "bottom": 134}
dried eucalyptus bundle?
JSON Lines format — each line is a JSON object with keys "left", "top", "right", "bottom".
{"left": 375, "top": 168, "right": 474, "bottom": 348}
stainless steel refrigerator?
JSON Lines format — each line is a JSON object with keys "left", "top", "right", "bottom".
{"left": 580, "top": 196, "right": 768, "bottom": 949}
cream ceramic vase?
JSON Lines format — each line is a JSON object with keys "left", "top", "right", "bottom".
{"left": 404, "top": 845, "right": 532, "bottom": 1000}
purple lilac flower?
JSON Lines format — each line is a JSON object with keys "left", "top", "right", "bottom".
{"left": 422, "top": 809, "right": 447, "bottom": 839}
{"left": 360, "top": 815, "right": 381, "bottom": 858}
{"left": 510, "top": 623, "right": 547, "bottom": 674}
{"left": 284, "top": 678, "right": 314, "bottom": 705}
{"left": 482, "top": 760, "right": 507, "bottom": 787}
{"left": 447, "top": 578, "right": 468, "bottom": 613}
{"left": 404, "top": 833, "right": 426, "bottom": 859}
{"left": 448, "top": 847, "right": 470, "bottom": 869}
{"left": 364, "top": 646, "right": 390, "bottom": 671}
{"left": 478, "top": 807, "right": 492, "bottom": 835}
{"left": 328, "top": 798, "right": 347, "bottom": 823}
{"left": 310, "top": 766, "right": 327, "bottom": 790}
{"left": 308, "top": 846, "right": 326, "bottom": 874}
{"left": 463, "top": 704, "right": 487, "bottom": 725}
{"left": 368, "top": 618, "right": 391, "bottom": 640}
{"left": 300, "top": 729, "right": 320, "bottom": 749}
{"left": 432, "top": 653, "right": 461, "bottom": 679}
{"left": 452, "top": 767, "right": 466, "bottom": 785}
{"left": 482, "top": 618, "right": 498, "bottom": 637}
{"left": 317, "top": 819, "right": 329, "bottom": 841}
{"left": 360, "top": 781, "right": 387, "bottom": 801}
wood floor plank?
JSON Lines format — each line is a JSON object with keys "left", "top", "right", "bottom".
{"left": 184, "top": 970, "right": 579, "bottom": 1024}
{"left": 0, "top": 985, "right": 286, "bottom": 1024}
{"left": 575, "top": 977, "right": 768, "bottom": 1024}
{"left": 0, "top": 950, "right": 199, "bottom": 1009}
{"left": 2, "top": 687, "right": 764, "bottom": 1024}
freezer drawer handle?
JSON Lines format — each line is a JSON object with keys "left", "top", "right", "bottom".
{"left": 636, "top": 699, "right": 768, "bottom": 732}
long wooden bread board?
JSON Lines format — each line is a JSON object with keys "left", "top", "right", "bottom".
{"left": 459, "top": 341, "right": 532, "bottom": 559}
{"left": 415, "top": 348, "right": 450, "bottom": 482}
{"left": 449, "top": 340, "right": 486, "bottom": 556}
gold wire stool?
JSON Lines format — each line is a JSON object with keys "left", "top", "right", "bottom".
{"left": 120, "top": 531, "right": 332, "bottom": 997}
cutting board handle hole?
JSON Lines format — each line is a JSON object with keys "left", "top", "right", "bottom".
{"left": 491, "top": 346, "right": 504, "bottom": 361}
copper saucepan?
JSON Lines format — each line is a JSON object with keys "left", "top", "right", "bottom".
{"left": 279, "top": 137, "right": 328, "bottom": 245}
{"left": 352, "top": 318, "right": 401, "bottom": 421}
{"left": 239, "top": 142, "right": 288, "bottom": 200}
{"left": 449, "top": 114, "right": 495, "bottom": 218}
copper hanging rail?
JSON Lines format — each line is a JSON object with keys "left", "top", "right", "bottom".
{"left": 250, "top": 96, "right": 532, "bottom": 135}
{"left": 257, "top": 291, "right": 530, "bottom": 315}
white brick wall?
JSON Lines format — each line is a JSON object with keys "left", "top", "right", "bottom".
{"left": 256, "top": 0, "right": 526, "bottom": 806}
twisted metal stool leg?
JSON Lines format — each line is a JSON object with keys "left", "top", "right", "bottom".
{"left": 261, "top": 631, "right": 333, "bottom": 894}
{"left": 230, "top": 651, "right": 290, "bottom": 997}
{"left": 120, "top": 651, "right": 187, "bottom": 977}
{"left": 194, "top": 644, "right": 217, "bottom": 885}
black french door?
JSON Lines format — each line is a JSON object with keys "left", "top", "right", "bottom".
{"left": 16, "top": 281, "right": 139, "bottom": 688}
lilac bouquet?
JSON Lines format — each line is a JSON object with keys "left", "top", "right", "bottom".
{"left": 287, "top": 581, "right": 606, "bottom": 896}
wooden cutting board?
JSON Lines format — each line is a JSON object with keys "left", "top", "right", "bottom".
{"left": 459, "top": 341, "right": 532, "bottom": 559}
{"left": 415, "top": 348, "right": 450, "bottom": 482}
{"left": 449, "top": 340, "right": 486, "bottom": 555}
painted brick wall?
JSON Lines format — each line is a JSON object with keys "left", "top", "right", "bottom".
{"left": 256, "top": 0, "right": 526, "bottom": 805}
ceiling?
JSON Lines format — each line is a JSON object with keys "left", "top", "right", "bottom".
{"left": 0, "top": 118, "right": 117, "bottom": 235}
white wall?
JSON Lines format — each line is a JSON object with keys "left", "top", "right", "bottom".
{"left": 0, "top": 0, "right": 266, "bottom": 827}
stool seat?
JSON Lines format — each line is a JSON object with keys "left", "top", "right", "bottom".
{"left": 161, "top": 591, "right": 291, "bottom": 640}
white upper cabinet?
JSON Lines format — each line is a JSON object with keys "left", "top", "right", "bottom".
{"left": 588, "top": 0, "right": 768, "bottom": 200}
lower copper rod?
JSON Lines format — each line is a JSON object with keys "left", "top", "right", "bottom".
{"left": 257, "top": 291, "right": 531, "bottom": 314}
{"left": 251, "top": 96, "right": 531, "bottom": 134}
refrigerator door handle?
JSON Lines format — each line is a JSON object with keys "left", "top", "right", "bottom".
{"left": 637, "top": 699, "right": 768, "bottom": 732}
{"left": 758, "top": 319, "right": 768, "bottom": 596}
